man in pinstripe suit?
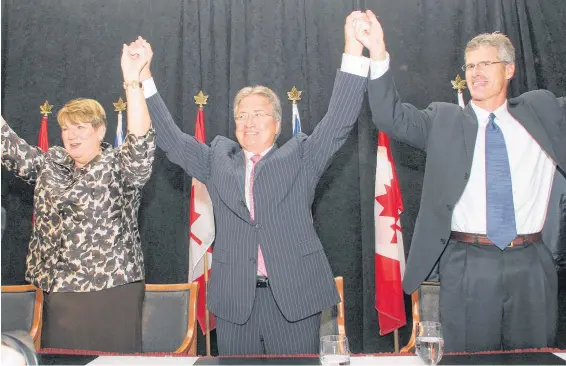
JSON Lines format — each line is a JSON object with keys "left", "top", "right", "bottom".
{"left": 124, "top": 12, "right": 371, "bottom": 355}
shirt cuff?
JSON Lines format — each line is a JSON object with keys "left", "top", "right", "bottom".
{"left": 142, "top": 78, "right": 158, "bottom": 98}
{"left": 370, "top": 52, "right": 391, "bottom": 80}
{"left": 340, "top": 53, "right": 370, "bottom": 77}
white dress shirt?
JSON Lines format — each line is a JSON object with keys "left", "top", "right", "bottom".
{"left": 362, "top": 53, "right": 556, "bottom": 234}
{"left": 451, "top": 103, "right": 555, "bottom": 234}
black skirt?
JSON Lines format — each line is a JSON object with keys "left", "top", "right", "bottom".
{"left": 42, "top": 281, "right": 144, "bottom": 353}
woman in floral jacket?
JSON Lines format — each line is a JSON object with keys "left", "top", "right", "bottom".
{"left": 1, "top": 44, "right": 154, "bottom": 352}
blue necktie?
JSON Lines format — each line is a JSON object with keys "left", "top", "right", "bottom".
{"left": 486, "top": 113, "right": 517, "bottom": 250}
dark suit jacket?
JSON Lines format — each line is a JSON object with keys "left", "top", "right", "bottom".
{"left": 147, "top": 71, "right": 367, "bottom": 324}
{"left": 369, "top": 70, "right": 566, "bottom": 294}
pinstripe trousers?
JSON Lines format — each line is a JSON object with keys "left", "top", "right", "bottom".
{"left": 215, "top": 285, "right": 322, "bottom": 355}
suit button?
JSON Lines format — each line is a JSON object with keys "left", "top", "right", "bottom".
{"left": 446, "top": 204, "right": 453, "bottom": 212}
{"left": 440, "top": 238, "right": 446, "bottom": 245}
{"left": 241, "top": 200, "right": 247, "bottom": 207}
{"left": 250, "top": 258, "right": 256, "bottom": 264}
{"left": 464, "top": 172, "right": 470, "bottom": 180}
{"left": 255, "top": 223, "right": 262, "bottom": 229}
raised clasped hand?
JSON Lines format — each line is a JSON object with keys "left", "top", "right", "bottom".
{"left": 121, "top": 37, "right": 152, "bottom": 81}
{"left": 352, "top": 10, "right": 386, "bottom": 61}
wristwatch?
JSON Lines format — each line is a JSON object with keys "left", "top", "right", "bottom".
{"left": 123, "top": 80, "right": 143, "bottom": 91}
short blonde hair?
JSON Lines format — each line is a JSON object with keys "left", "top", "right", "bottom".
{"left": 233, "top": 86, "right": 282, "bottom": 123}
{"left": 57, "top": 98, "right": 107, "bottom": 129}
{"left": 465, "top": 32, "right": 515, "bottom": 63}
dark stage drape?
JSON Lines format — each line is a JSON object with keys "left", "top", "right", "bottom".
{"left": 2, "top": 0, "right": 565, "bottom": 355}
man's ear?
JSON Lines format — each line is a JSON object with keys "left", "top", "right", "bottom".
{"left": 505, "top": 62, "right": 516, "bottom": 80}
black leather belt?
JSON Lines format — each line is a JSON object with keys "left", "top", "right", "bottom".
{"left": 256, "top": 277, "right": 269, "bottom": 288}
{"left": 451, "top": 231, "right": 542, "bottom": 247}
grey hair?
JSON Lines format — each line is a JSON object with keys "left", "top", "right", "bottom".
{"left": 465, "top": 32, "right": 515, "bottom": 64}
{"left": 233, "top": 85, "right": 282, "bottom": 139}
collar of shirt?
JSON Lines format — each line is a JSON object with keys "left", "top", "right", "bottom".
{"left": 470, "top": 100, "right": 509, "bottom": 126}
{"left": 243, "top": 145, "right": 274, "bottom": 162}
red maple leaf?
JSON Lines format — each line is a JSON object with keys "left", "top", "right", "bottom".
{"left": 189, "top": 185, "right": 202, "bottom": 245}
{"left": 375, "top": 184, "right": 402, "bottom": 244}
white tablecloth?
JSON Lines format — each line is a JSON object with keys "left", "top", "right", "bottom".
{"left": 87, "top": 354, "right": 425, "bottom": 365}
{"left": 89, "top": 355, "right": 200, "bottom": 365}
{"left": 88, "top": 353, "right": 566, "bottom": 365}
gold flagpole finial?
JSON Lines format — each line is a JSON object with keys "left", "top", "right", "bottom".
{"left": 113, "top": 97, "right": 127, "bottom": 113}
{"left": 451, "top": 74, "right": 467, "bottom": 93}
{"left": 287, "top": 86, "right": 302, "bottom": 104}
{"left": 194, "top": 91, "right": 209, "bottom": 107}
{"left": 40, "top": 100, "right": 53, "bottom": 117}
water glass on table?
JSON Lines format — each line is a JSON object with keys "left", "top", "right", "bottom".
{"left": 320, "top": 335, "right": 350, "bottom": 366}
{"left": 415, "top": 321, "right": 444, "bottom": 365}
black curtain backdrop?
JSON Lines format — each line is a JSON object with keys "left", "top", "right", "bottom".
{"left": 1, "top": 0, "right": 565, "bottom": 355}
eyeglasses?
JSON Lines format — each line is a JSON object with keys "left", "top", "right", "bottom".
{"left": 235, "top": 111, "right": 273, "bottom": 123}
{"left": 461, "top": 61, "right": 507, "bottom": 72}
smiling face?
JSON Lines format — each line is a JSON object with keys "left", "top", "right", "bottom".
{"left": 61, "top": 122, "right": 106, "bottom": 167}
{"left": 465, "top": 45, "right": 515, "bottom": 111}
{"left": 57, "top": 98, "right": 107, "bottom": 167}
{"left": 234, "top": 94, "right": 281, "bottom": 154}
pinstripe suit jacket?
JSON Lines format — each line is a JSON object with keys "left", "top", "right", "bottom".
{"left": 147, "top": 71, "right": 367, "bottom": 324}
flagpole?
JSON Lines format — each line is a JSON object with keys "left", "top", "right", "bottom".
{"left": 204, "top": 247, "right": 211, "bottom": 356}
{"left": 451, "top": 74, "right": 467, "bottom": 108}
{"left": 193, "top": 93, "right": 213, "bottom": 357}
{"left": 287, "top": 86, "right": 302, "bottom": 136}
{"left": 394, "top": 329, "right": 400, "bottom": 353}
{"left": 287, "top": 86, "right": 302, "bottom": 105}
{"left": 38, "top": 101, "right": 53, "bottom": 152}
{"left": 113, "top": 97, "right": 127, "bottom": 147}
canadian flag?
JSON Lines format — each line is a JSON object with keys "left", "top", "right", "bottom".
{"left": 38, "top": 115, "right": 49, "bottom": 152}
{"left": 189, "top": 106, "right": 216, "bottom": 334}
{"left": 374, "top": 131, "right": 407, "bottom": 335}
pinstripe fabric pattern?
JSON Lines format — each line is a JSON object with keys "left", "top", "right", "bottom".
{"left": 146, "top": 71, "right": 366, "bottom": 327}
{"left": 216, "top": 287, "right": 321, "bottom": 355}
{"left": 249, "top": 154, "right": 268, "bottom": 276}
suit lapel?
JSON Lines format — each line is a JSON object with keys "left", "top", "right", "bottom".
{"left": 253, "top": 145, "right": 278, "bottom": 182}
{"left": 462, "top": 104, "right": 479, "bottom": 168}
{"left": 254, "top": 144, "right": 277, "bottom": 189}
{"left": 233, "top": 150, "right": 247, "bottom": 206}
{"left": 508, "top": 98, "right": 557, "bottom": 162}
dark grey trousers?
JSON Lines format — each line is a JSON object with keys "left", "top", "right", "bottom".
{"left": 439, "top": 240, "right": 557, "bottom": 352}
{"left": 42, "top": 281, "right": 144, "bottom": 352}
{"left": 215, "top": 285, "right": 322, "bottom": 355}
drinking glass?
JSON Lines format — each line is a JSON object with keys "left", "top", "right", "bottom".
{"left": 319, "top": 335, "right": 350, "bottom": 366}
{"left": 415, "top": 321, "right": 444, "bottom": 365}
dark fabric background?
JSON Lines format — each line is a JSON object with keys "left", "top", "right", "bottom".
{"left": 1, "top": 0, "right": 565, "bottom": 355}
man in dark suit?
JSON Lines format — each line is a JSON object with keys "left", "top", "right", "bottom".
{"left": 123, "top": 12, "right": 371, "bottom": 355}
{"left": 354, "top": 10, "right": 566, "bottom": 352}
